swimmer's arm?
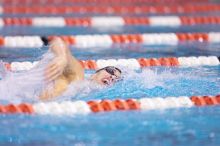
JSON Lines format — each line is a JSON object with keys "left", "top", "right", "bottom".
{"left": 41, "top": 38, "right": 84, "bottom": 100}
{"left": 46, "top": 37, "right": 84, "bottom": 82}
{"left": 60, "top": 39, "right": 84, "bottom": 81}
{"left": 54, "top": 38, "right": 84, "bottom": 81}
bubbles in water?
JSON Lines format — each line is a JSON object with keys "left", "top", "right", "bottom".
{"left": 121, "top": 67, "right": 187, "bottom": 89}
{"left": 86, "top": 66, "right": 219, "bottom": 99}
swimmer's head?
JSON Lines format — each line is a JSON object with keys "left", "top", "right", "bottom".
{"left": 91, "top": 66, "right": 122, "bottom": 86}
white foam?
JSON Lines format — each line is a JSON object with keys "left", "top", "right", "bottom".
{"left": 124, "top": 68, "right": 183, "bottom": 89}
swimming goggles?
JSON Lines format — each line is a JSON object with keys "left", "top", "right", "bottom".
{"left": 96, "top": 66, "right": 122, "bottom": 82}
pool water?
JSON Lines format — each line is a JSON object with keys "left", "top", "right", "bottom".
{"left": 1, "top": 106, "right": 220, "bottom": 146}
{"left": 0, "top": 44, "right": 219, "bottom": 146}
{"left": 0, "top": 1, "right": 220, "bottom": 146}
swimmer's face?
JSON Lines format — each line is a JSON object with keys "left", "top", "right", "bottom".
{"left": 91, "top": 66, "right": 122, "bottom": 85}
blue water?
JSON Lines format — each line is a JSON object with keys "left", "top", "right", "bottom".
{"left": 84, "top": 66, "right": 220, "bottom": 99}
{"left": 1, "top": 106, "right": 220, "bottom": 146}
{"left": 0, "top": 1, "right": 220, "bottom": 146}
{"left": 0, "top": 49, "right": 219, "bottom": 146}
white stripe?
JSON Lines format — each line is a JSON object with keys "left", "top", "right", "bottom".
{"left": 96, "top": 58, "right": 140, "bottom": 69}
{"left": 33, "top": 101, "right": 91, "bottom": 115}
{"left": 4, "top": 36, "right": 43, "bottom": 48}
{"left": 149, "top": 16, "right": 181, "bottom": 27}
{"left": 75, "top": 35, "right": 112, "bottom": 48}
{"left": 33, "top": 17, "right": 66, "bottom": 27}
{"left": 117, "top": 59, "right": 140, "bottom": 69}
{"left": 176, "top": 96, "right": 194, "bottom": 107}
{"left": 178, "top": 56, "right": 220, "bottom": 66}
{"left": 139, "top": 96, "right": 194, "bottom": 110}
{"left": 142, "top": 33, "right": 178, "bottom": 45}
{"left": 96, "top": 59, "right": 118, "bottom": 69}
{"left": 4, "top": 37, "right": 14, "bottom": 48}
{"left": 207, "top": 56, "right": 220, "bottom": 65}
{"left": 208, "top": 32, "right": 220, "bottom": 43}
{"left": 0, "top": 18, "right": 4, "bottom": 27}
{"left": 32, "top": 36, "right": 44, "bottom": 47}
{"left": 92, "top": 17, "right": 125, "bottom": 27}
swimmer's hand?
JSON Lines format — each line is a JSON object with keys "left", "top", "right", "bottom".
{"left": 45, "top": 38, "right": 68, "bottom": 82}
{"left": 45, "top": 56, "right": 67, "bottom": 82}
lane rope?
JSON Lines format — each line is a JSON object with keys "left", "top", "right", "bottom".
{"left": 1, "top": 16, "right": 220, "bottom": 27}
{"left": 0, "top": 32, "right": 220, "bottom": 48}
{"left": 0, "top": 0, "right": 208, "bottom": 5}
{"left": 5, "top": 56, "right": 219, "bottom": 71}
{"left": 1, "top": 4, "right": 220, "bottom": 15}
{"left": 0, "top": 95, "right": 219, "bottom": 115}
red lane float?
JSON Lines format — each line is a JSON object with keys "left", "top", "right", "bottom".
{"left": 0, "top": 103, "right": 34, "bottom": 114}
{"left": 0, "top": 95, "right": 219, "bottom": 115}
{"left": 190, "top": 96, "right": 219, "bottom": 106}
{"left": 1, "top": 4, "right": 220, "bottom": 15}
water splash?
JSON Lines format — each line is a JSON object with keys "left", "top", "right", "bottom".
{"left": 85, "top": 67, "right": 219, "bottom": 100}
{"left": 0, "top": 50, "right": 219, "bottom": 103}
{"left": 0, "top": 51, "right": 53, "bottom": 103}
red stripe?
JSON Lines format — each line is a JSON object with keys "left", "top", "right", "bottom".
{"left": 180, "top": 16, "right": 220, "bottom": 25}
{"left": 3, "top": 18, "right": 32, "bottom": 26}
{"left": 176, "top": 33, "right": 209, "bottom": 42}
{"left": 65, "top": 18, "right": 92, "bottom": 26}
{"left": 190, "top": 95, "right": 220, "bottom": 106}
{"left": 0, "top": 103, "right": 34, "bottom": 114}
{"left": 124, "top": 17, "right": 150, "bottom": 25}
{"left": 0, "top": 36, "right": 4, "bottom": 46}
{"left": 87, "top": 99, "right": 140, "bottom": 113}
{"left": 111, "top": 34, "right": 143, "bottom": 43}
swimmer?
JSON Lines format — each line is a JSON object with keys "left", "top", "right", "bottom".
{"left": 40, "top": 38, "right": 122, "bottom": 100}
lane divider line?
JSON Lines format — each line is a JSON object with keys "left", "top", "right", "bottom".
{"left": 1, "top": 16, "right": 220, "bottom": 27}
{"left": 1, "top": 32, "right": 220, "bottom": 48}
{"left": 0, "top": 95, "right": 219, "bottom": 115}
{"left": 4, "top": 56, "right": 219, "bottom": 71}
